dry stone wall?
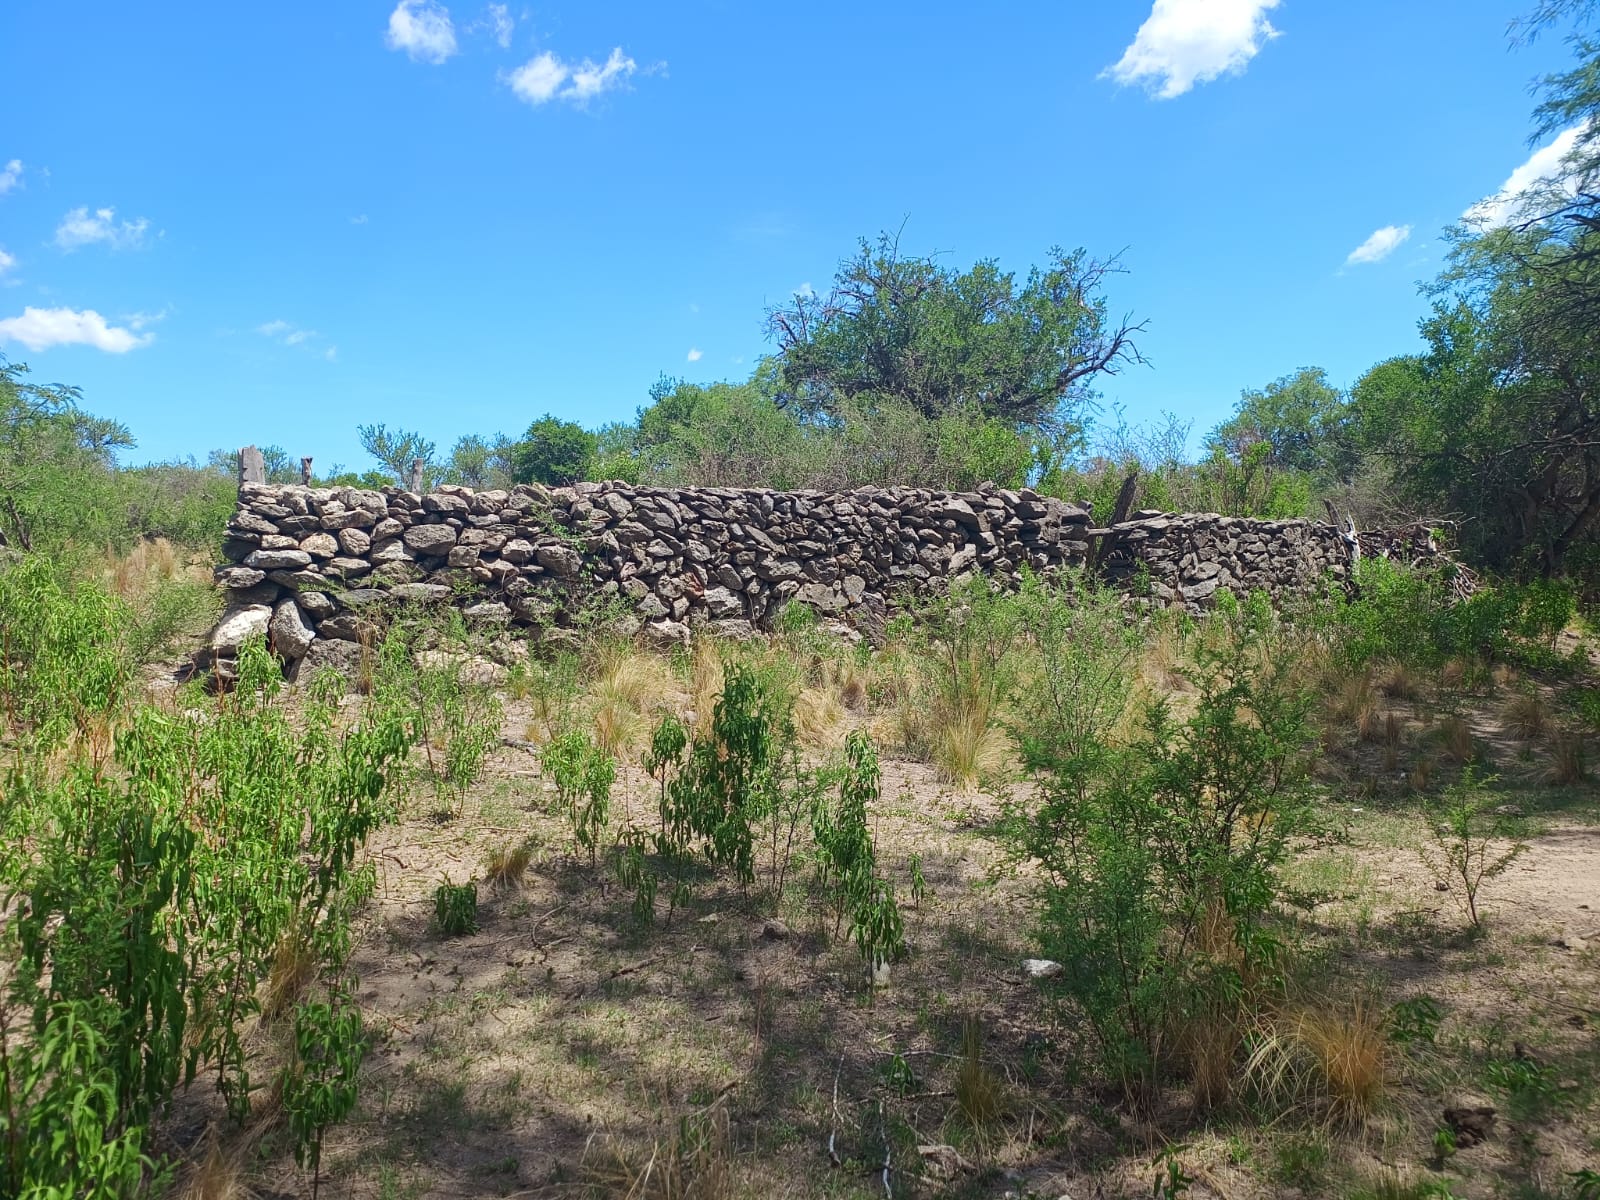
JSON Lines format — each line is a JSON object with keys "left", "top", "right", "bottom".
{"left": 204, "top": 480, "right": 1410, "bottom": 678}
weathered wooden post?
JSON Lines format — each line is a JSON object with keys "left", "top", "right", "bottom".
{"left": 300, "top": 456, "right": 314, "bottom": 485}
{"left": 409, "top": 458, "right": 424, "bottom": 493}
{"left": 239, "top": 446, "right": 266, "bottom": 486}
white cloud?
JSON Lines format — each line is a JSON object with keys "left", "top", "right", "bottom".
{"left": 1104, "top": 0, "right": 1281, "bottom": 99}
{"left": 123, "top": 308, "right": 169, "bottom": 331}
{"left": 324, "top": 346, "right": 339, "bottom": 362}
{"left": 1465, "top": 125, "right": 1588, "bottom": 228}
{"left": 0, "top": 160, "right": 21, "bottom": 196}
{"left": 794, "top": 282, "right": 815, "bottom": 300}
{"left": 686, "top": 347, "right": 703, "bottom": 362}
{"left": 1345, "top": 224, "right": 1411, "bottom": 266}
{"left": 0, "top": 248, "right": 14, "bottom": 276}
{"left": 0, "top": 306, "right": 153, "bottom": 353}
{"left": 506, "top": 46, "right": 637, "bottom": 106}
{"left": 385, "top": 0, "right": 458, "bottom": 64}
{"left": 252, "top": 316, "right": 318, "bottom": 345}
{"left": 350, "top": 213, "right": 369, "bottom": 225}
{"left": 54, "top": 206, "right": 151, "bottom": 251}
{"left": 475, "top": 3, "right": 513, "bottom": 48}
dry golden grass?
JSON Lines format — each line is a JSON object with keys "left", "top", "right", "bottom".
{"left": 1245, "top": 998, "right": 1386, "bottom": 1124}
{"left": 956, "top": 1015, "right": 1003, "bottom": 1132}
{"left": 261, "top": 930, "right": 317, "bottom": 1023}
{"left": 1376, "top": 659, "right": 1424, "bottom": 702}
{"left": 588, "top": 643, "right": 676, "bottom": 759}
{"left": 580, "top": 1104, "right": 734, "bottom": 1200}
{"left": 1548, "top": 731, "right": 1588, "bottom": 786}
{"left": 485, "top": 839, "right": 535, "bottom": 889}
{"left": 101, "top": 537, "right": 188, "bottom": 601}
{"left": 1407, "top": 754, "right": 1437, "bottom": 793}
{"left": 929, "top": 696, "right": 1010, "bottom": 790}
{"left": 1293, "top": 999, "right": 1386, "bottom": 1121}
{"left": 1180, "top": 901, "right": 1248, "bottom": 1110}
{"left": 1437, "top": 715, "right": 1477, "bottom": 764}
{"left": 173, "top": 1136, "right": 254, "bottom": 1200}
{"left": 1327, "top": 672, "right": 1380, "bottom": 743}
{"left": 794, "top": 686, "right": 847, "bottom": 748}
{"left": 1504, "top": 690, "right": 1550, "bottom": 742}
{"left": 1140, "top": 622, "right": 1191, "bottom": 693}
{"left": 687, "top": 640, "right": 726, "bottom": 735}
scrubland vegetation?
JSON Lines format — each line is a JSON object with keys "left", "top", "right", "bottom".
{"left": 2, "top": 4, "right": 1599, "bottom": 1197}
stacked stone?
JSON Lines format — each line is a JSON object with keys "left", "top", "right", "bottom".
{"left": 1093, "top": 512, "right": 1356, "bottom": 606}
{"left": 203, "top": 480, "right": 1095, "bottom": 677}
{"left": 203, "top": 482, "right": 1474, "bottom": 679}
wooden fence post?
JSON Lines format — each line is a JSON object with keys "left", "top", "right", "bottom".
{"left": 239, "top": 446, "right": 266, "bottom": 486}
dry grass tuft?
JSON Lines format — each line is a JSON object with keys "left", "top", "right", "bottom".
{"left": 1407, "top": 754, "right": 1437, "bottom": 793}
{"left": 794, "top": 686, "right": 846, "bottom": 749}
{"left": 1435, "top": 715, "right": 1477, "bottom": 764}
{"left": 589, "top": 643, "right": 675, "bottom": 759}
{"left": 1504, "top": 690, "right": 1549, "bottom": 742}
{"left": 580, "top": 1104, "right": 734, "bottom": 1200}
{"left": 173, "top": 1136, "right": 254, "bottom": 1200}
{"left": 1180, "top": 901, "right": 1248, "bottom": 1110}
{"left": 1326, "top": 672, "right": 1380, "bottom": 743}
{"left": 262, "top": 929, "right": 317, "bottom": 1023}
{"left": 1246, "top": 998, "right": 1386, "bottom": 1123}
{"left": 955, "top": 1015, "right": 1003, "bottom": 1131}
{"left": 1548, "top": 730, "right": 1588, "bottom": 786}
{"left": 1376, "top": 659, "right": 1423, "bottom": 702}
{"left": 1293, "top": 1000, "right": 1387, "bottom": 1121}
{"left": 688, "top": 641, "right": 726, "bottom": 735}
{"left": 930, "top": 696, "right": 1010, "bottom": 790}
{"left": 485, "top": 839, "right": 535, "bottom": 889}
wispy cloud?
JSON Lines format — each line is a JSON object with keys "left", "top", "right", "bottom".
{"left": 54, "top": 206, "right": 152, "bottom": 251}
{"left": 0, "top": 248, "right": 14, "bottom": 277}
{"left": 123, "top": 308, "right": 169, "bottom": 331}
{"left": 257, "top": 319, "right": 317, "bottom": 346}
{"left": 1465, "top": 125, "right": 1587, "bottom": 228}
{"left": 0, "top": 160, "right": 22, "bottom": 196}
{"left": 0, "top": 306, "right": 154, "bottom": 353}
{"left": 385, "top": 0, "right": 458, "bottom": 64}
{"left": 686, "top": 347, "right": 703, "bottom": 362}
{"left": 1345, "top": 224, "right": 1411, "bottom": 266}
{"left": 794, "top": 282, "right": 815, "bottom": 300}
{"left": 350, "top": 214, "right": 369, "bottom": 225}
{"left": 1104, "top": 0, "right": 1282, "bottom": 99}
{"left": 471, "top": 3, "right": 514, "bottom": 48}
{"left": 506, "top": 46, "right": 638, "bottom": 106}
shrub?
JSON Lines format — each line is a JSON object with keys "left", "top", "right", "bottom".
{"left": 1020, "top": 596, "right": 1314, "bottom": 1107}
{"left": 1423, "top": 770, "right": 1525, "bottom": 930}
{"left": 434, "top": 881, "right": 479, "bottom": 936}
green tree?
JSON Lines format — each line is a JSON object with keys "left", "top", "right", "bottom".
{"left": 765, "top": 231, "right": 1144, "bottom": 432}
{"left": 0, "top": 357, "right": 132, "bottom": 552}
{"left": 441, "top": 433, "right": 515, "bottom": 489}
{"left": 1352, "top": 222, "right": 1600, "bottom": 574}
{"left": 509, "top": 414, "right": 596, "bottom": 486}
{"left": 1206, "top": 367, "right": 1351, "bottom": 478}
{"left": 356, "top": 423, "right": 438, "bottom": 488}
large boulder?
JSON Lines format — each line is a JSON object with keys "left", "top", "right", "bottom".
{"left": 209, "top": 604, "right": 272, "bottom": 654}
{"left": 269, "top": 599, "right": 316, "bottom": 661}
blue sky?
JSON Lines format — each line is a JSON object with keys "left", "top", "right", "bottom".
{"left": 0, "top": 1, "right": 1584, "bottom": 471}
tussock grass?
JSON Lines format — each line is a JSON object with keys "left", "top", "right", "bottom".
{"left": 262, "top": 929, "right": 317, "bottom": 1023}
{"left": 1504, "top": 690, "right": 1549, "bottom": 742}
{"left": 173, "top": 1136, "right": 254, "bottom": 1200}
{"left": 485, "top": 839, "right": 535, "bottom": 889}
{"left": 1376, "top": 659, "right": 1424, "bottom": 702}
{"left": 587, "top": 642, "right": 676, "bottom": 760}
{"left": 1436, "top": 716, "right": 1477, "bottom": 764}
{"left": 1327, "top": 671, "right": 1380, "bottom": 743}
{"left": 955, "top": 1014, "right": 1003, "bottom": 1132}
{"left": 579, "top": 1103, "right": 734, "bottom": 1200}
{"left": 794, "top": 686, "right": 846, "bottom": 748}
{"left": 1548, "top": 730, "right": 1588, "bottom": 786}
{"left": 1246, "top": 997, "right": 1386, "bottom": 1123}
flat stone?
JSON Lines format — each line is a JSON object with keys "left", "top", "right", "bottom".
{"left": 402, "top": 524, "right": 457, "bottom": 555}
{"left": 299, "top": 532, "right": 339, "bottom": 558}
{"left": 298, "top": 591, "right": 337, "bottom": 620}
{"left": 245, "top": 548, "right": 313, "bottom": 571}
{"left": 213, "top": 566, "right": 265, "bottom": 589}
{"left": 337, "top": 527, "right": 371, "bottom": 556}
{"left": 209, "top": 604, "right": 272, "bottom": 653}
{"left": 388, "top": 583, "right": 451, "bottom": 604}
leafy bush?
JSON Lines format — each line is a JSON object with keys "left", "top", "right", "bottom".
{"left": 1017, "top": 597, "right": 1314, "bottom": 1107}
{"left": 433, "top": 881, "right": 479, "bottom": 937}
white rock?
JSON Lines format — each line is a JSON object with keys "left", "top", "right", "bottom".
{"left": 1023, "top": 958, "right": 1063, "bottom": 979}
